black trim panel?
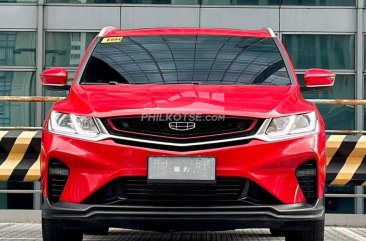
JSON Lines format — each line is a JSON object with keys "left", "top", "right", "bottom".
{"left": 42, "top": 198, "right": 324, "bottom": 231}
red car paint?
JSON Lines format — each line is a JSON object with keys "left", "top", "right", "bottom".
{"left": 41, "top": 28, "right": 328, "bottom": 219}
{"left": 54, "top": 85, "right": 313, "bottom": 118}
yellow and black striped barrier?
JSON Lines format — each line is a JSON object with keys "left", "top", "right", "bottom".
{"left": 0, "top": 131, "right": 366, "bottom": 186}
{"left": 326, "top": 135, "right": 366, "bottom": 186}
{"left": 0, "top": 131, "right": 40, "bottom": 182}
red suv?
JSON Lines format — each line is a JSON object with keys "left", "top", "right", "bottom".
{"left": 40, "top": 27, "right": 335, "bottom": 241}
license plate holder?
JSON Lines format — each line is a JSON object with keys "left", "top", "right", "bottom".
{"left": 148, "top": 156, "right": 216, "bottom": 183}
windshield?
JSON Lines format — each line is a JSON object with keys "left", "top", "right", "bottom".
{"left": 81, "top": 35, "right": 291, "bottom": 85}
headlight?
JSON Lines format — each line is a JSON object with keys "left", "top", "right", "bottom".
{"left": 265, "top": 112, "right": 317, "bottom": 139}
{"left": 49, "top": 111, "right": 100, "bottom": 138}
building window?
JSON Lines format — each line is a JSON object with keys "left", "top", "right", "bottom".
{"left": 46, "top": 0, "right": 198, "bottom": 4}
{"left": 0, "top": 31, "right": 36, "bottom": 127}
{"left": 0, "top": 72, "right": 36, "bottom": 127}
{"left": 0, "top": 0, "right": 36, "bottom": 3}
{"left": 282, "top": 34, "right": 355, "bottom": 70}
{"left": 44, "top": 0, "right": 356, "bottom": 4}
{"left": 202, "top": 0, "right": 279, "bottom": 5}
{"left": 45, "top": 32, "right": 97, "bottom": 67}
{"left": 202, "top": 0, "right": 355, "bottom": 5}
{"left": 363, "top": 35, "right": 366, "bottom": 70}
{"left": 0, "top": 32, "right": 36, "bottom": 66}
{"left": 124, "top": 0, "right": 194, "bottom": 3}
{"left": 282, "top": 0, "right": 355, "bottom": 6}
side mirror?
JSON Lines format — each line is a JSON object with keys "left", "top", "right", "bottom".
{"left": 40, "top": 68, "right": 70, "bottom": 91}
{"left": 303, "top": 68, "right": 335, "bottom": 91}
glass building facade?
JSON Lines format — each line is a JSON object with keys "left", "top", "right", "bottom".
{"left": 0, "top": 0, "right": 364, "bottom": 213}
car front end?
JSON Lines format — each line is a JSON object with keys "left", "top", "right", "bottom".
{"left": 40, "top": 27, "right": 333, "bottom": 241}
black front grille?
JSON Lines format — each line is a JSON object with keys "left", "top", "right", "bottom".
{"left": 296, "top": 160, "right": 317, "bottom": 204}
{"left": 102, "top": 115, "right": 262, "bottom": 142}
{"left": 101, "top": 115, "right": 263, "bottom": 151}
{"left": 121, "top": 178, "right": 244, "bottom": 205}
{"left": 106, "top": 115, "right": 257, "bottom": 138}
{"left": 48, "top": 160, "right": 69, "bottom": 203}
{"left": 84, "top": 177, "right": 281, "bottom": 206}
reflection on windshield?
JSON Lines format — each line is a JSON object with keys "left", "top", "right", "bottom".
{"left": 81, "top": 35, "right": 291, "bottom": 86}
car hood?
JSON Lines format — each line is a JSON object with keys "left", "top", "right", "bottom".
{"left": 53, "top": 84, "right": 314, "bottom": 119}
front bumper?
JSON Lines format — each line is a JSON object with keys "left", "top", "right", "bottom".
{"left": 41, "top": 131, "right": 326, "bottom": 204}
{"left": 42, "top": 198, "right": 324, "bottom": 231}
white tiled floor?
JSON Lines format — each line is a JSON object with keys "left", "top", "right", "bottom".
{"left": 0, "top": 223, "right": 365, "bottom": 241}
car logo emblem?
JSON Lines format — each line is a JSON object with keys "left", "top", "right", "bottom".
{"left": 169, "top": 122, "right": 196, "bottom": 131}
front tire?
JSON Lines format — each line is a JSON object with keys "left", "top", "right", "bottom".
{"left": 285, "top": 220, "right": 324, "bottom": 241}
{"left": 42, "top": 218, "right": 83, "bottom": 241}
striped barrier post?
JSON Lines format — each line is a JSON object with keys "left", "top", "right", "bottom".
{"left": 0, "top": 130, "right": 365, "bottom": 187}
{"left": 326, "top": 135, "right": 366, "bottom": 186}
{"left": 0, "top": 131, "right": 41, "bottom": 182}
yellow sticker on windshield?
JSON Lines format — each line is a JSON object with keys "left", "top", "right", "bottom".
{"left": 101, "top": 37, "right": 123, "bottom": 44}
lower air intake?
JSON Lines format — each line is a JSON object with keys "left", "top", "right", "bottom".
{"left": 296, "top": 160, "right": 317, "bottom": 204}
{"left": 48, "top": 159, "right": 69, "bottom": 203}
{"left": 84, "top": 177, "right": 282, "bottom": 206}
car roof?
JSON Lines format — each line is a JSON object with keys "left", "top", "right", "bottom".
{"left": 100, "top": 27, "right": 275, "bottom": 38}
